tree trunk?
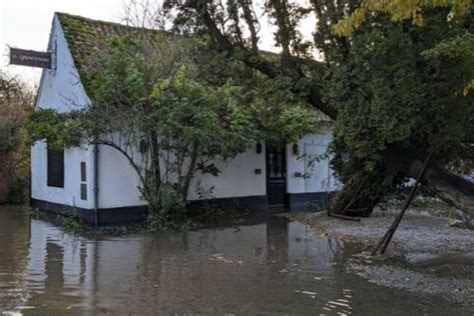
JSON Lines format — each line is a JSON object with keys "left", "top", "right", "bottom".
{"left": 425, "top": 168, "right": 474, "bottom": 215}
{"left": 182, "top": 143, "right": 199, "bottom": 202}
{"left": 0, "top": 170, "right": 9, "bottom": 204}
{"left": 149, "top": 132, "right": 161, "bottom": 202}
{"left": 328, "top": 170, "right": 388, "bottom": 217}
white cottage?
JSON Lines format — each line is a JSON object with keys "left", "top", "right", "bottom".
{"left": 31, "top": 13, "right": 340, "bottom": 225}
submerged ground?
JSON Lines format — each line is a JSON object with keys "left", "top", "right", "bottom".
{"left": 0, "top": 205, "right": 472, "bottom": 315}
{"left": 293, "top": 208, "right": 474, "bottom": 306}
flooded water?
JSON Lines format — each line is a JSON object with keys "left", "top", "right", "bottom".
{"left": 0, "top": 206, "right": 471, "bottom": 315}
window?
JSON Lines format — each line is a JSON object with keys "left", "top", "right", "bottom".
{"left": 80, "top": 183, "right": 87, "bottom": 200}
{"left": 47, "top": 148, "right": 64, "bottom": 188}
{"left": 80, "top": 162, "right": 87, "bottom": 201}
{"left": 81, "top": 162, "right": 87, "bottom": 182}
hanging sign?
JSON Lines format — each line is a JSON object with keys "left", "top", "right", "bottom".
{"left": 9, "top": 48, "right": 52, "bottom": 69}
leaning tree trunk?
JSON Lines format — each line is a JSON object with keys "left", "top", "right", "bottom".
{"left": 425, "top": 168, "right": 474, "bottom": 215}
{"left": 329, "top": 148, "right": 474, "bottom": 217}
{"left": 328, "top": 171, "right": 378, "bottom": 217}
{"left": 385, "top": 147, "right": 474, "bottom": 216}
{"left": 328, "top": 168, "right": 395, "bottom": 217}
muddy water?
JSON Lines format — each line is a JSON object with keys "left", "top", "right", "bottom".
{"left": 0, "top": 206, "right": 470, "bottom": 315}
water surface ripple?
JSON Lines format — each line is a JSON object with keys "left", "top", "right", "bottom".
{"left": 0, "top": 206, "right": 470, "bottom": 315}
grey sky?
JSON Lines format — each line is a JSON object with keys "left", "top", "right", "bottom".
{"left": 1, "top": 0, "right": 125, "bottom": 84}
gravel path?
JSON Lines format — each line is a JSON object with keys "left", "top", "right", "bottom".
{"left": 292, "top": 209, "right": 474, "bottom": 304}
{"left": 294, "top": 209, "right": 474, "bottom": 254}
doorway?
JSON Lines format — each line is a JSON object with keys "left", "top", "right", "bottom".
{"left": 266, "top": 146, "right": 287, "bottom": 210}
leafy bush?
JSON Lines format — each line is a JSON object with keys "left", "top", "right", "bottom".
{"left": 7, "top": 175, "right": 28, "bottom": 204}
{"left": 56, "top": 207, "right": 86, "bottom": 233}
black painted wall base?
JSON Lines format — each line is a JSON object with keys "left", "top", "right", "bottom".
{"left": 31, "top": 195, "right": 269, "bottom": 225}
{"left": 31, "top": 199, "right": 148, "bottom": 225}
{"left": 32, "top": 192, "right": 332, "bottom": 225}
{"left": 187, "top": 195, "right": 269, "bottom": 214}
{"left": 287, "top": 192, "right": 332, "bottom": 212}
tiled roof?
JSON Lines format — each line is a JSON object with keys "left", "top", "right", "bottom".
{"left": 56, "top": 12, "right": 168, "bottom": 87}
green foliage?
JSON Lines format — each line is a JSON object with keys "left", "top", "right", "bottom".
{"left": 145, "top": 185, "right": 192, "bottom": 233}
{"left": 27, "top": 109, "right": 85, "bottom": 149}
{"left": 247, "top": 77, "right": 322, "bottom": 146}
{"left": 422, "top": 32, "right": 474, "bottom": 95}
{"left": 8, "top": 176, "right": 28, "bottom": 204}
{"left": 327, "top": 24, "right": 421, "bottom": 165}
{"left": 325, "top": 8, "right": 474, "bottom": 190}
{"left": 333, "top": 1, "right": 474, "bottom": 101}
{"left": 152, "top": 66, "right": 258, "bottom": 161}
{"left": 0, "top": 71, "right": 32, "bottom": 204}
{"left": 333, "top": 0, "right": 472, "bottom": 36}
{"left": 56, "top": 207, "right": 86, "bottom": 233}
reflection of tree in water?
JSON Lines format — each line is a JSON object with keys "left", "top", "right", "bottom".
{"left": 2, "top": 212, "right": 470, "bottom": 315}
{"left": 0, "top": 207, "right": 30, "bottom": 272}
{"left": 0, "top": 207, "right": 30, "bottom": 310}
{"left": 142, "top": 233, "right": 219, "bottom": 309}
{"left": 131, "top": 219, "right": 287, "bottom": 313}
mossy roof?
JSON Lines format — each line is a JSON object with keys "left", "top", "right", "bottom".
{"left": 56, "top": 12, "right": 163, "bottom": 76}
{"left": 55, "top": 12, "right": 330, "bottom": 121}
{"left": 56, "top": 12, "right": 324, "bottom": 77}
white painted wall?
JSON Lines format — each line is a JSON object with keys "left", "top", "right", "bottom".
{"left": 97, "top": 144, "right": 147, "bottom": 208}
{"left": 286, "top": 126, "right": 341, "bottom": 194}
{"left": 35, "top": 15, "right": 91, "bottom": 113}
{"left": 187, "top": 147, "right": 267, "bottom": 200}
{"left": 31, "top": 14, "right": 94, "bottom": 209}
{"left": 31, "top": 141, "right": 95, "bottom": 209}
{"left": 97, "top": 143, "right": 266, "bottom": 208}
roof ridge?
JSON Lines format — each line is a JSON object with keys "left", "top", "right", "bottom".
{"left": 55, "top": 12, "right": 142, "bottom": 31}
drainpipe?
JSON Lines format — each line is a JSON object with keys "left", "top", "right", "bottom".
{"left": 93, "top": 141, "right": 99, "bottom": 227}
{"left": 29, "top": 162, "right": 32, "bottom": 207}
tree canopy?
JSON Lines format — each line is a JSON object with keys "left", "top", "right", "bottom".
{"left": 159, "top": 0, "right": 474, "bottom": 216}
{"left": 0, "top": 71, "right": 33, "bottom": 203}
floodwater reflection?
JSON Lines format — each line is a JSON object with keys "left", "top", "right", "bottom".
{"left": 0, "top": 206, "right": 470, "bottom": 315}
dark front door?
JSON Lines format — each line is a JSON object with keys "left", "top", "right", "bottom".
{"left": 266, "top": 146, "right": 287, "bottom": 210}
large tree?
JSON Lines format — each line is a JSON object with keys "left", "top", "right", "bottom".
{"left": 160, "top": 0, "right": 474, "bottom": 216}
